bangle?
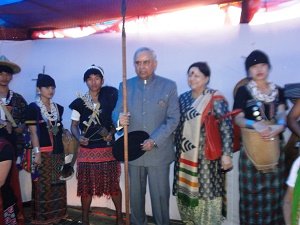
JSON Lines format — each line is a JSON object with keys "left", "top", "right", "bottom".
{"left": 33, "top": 147, "right": 41, "bottom": 153}
{"left": 152, "top": 139, "right": 157, "bottom": 147}
{"left": 277, "top": 119, "right": 286, "bottom": 127}
{"left": 245, "top": 119, "right": 255, "bottom": 128}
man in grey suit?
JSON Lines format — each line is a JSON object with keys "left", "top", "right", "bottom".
{"left": 112, "top": 47, "right": 180, "bottom": 225}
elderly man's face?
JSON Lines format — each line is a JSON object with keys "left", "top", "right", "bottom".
{"left": 0, "top": 71, "right": 12, "bottom": 87}
{"left": 134, "top": 50, "right": 157, "bottom": 80}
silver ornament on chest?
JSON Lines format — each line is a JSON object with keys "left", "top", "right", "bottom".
{"left": 50, "top": 125, "right": 59, "bottom": 136}
{"left": 49, "top": 122, "right": 60, "bottom": 136}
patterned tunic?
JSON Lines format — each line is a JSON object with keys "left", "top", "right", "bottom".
{"left": 233, "top": 85, "right": 286, "bottom": 225}
{"left": 0, "top": 91, "right": 27, "bottom": 157}
{"left": 173, "top": 89, "right": 233, "bottom": 225}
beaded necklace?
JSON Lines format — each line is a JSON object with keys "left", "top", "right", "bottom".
{"left": 36, "top": 97, "right": 60, "bottom": 135}
{"left": 248, "top": 80, "right": 278, "bottom": 103}
{"left": 0, "top": 90, "right": 13, "bottom": 105}
{"left": 76, "top": 91, "right": 101, "bottom": 115}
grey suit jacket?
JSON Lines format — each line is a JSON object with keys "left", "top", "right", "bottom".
{"left": 112, "top": 74, "right": 180, "bottom": 167}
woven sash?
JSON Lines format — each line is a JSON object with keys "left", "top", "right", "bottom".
{"left": 77, "top": 146, "right": 115, "bottom": 163}
{"left": 178, "top": 91, "right": 213, "bottom": 206}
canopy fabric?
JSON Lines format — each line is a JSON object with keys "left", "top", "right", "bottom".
{"left": 0, "top": 0, "right": 292, "bottom": 40}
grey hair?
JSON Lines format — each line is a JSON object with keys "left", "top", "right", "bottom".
{"left": 133, "top": 47, "right": 157, "bottom": 61}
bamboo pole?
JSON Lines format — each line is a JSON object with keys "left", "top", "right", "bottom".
{"left": 121, "top": 1, "right": 130, "bottom": 224}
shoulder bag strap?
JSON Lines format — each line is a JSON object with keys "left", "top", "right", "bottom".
{"left": 217, "top": 109, "right": 242, "bottom": 122}
{"left": 0, "top": 104, "right": 17, "bottom": 127}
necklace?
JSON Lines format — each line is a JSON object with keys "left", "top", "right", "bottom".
{"left": 36, "top": 97, "right": 58, "bottom": 121}
{"left": 36, "top": 97, "right": 60, "bottom": 135}
{"left": 248, "top": 80, "right": 278, "bottom": 102}
{"left": 76, "top": 91, "right": 101, "bottom": 115}
{"left": 0, "top": 90, "right": 13, "bottom": 105}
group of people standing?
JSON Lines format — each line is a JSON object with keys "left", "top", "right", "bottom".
{"left": 0, "top": 57, "right": 124, "bottom": 225}
{"left": 113, "top": 47, "right": 300, "bottom": 225}
{"left": 0, "top": 47, "right": 299, "bottom": 225}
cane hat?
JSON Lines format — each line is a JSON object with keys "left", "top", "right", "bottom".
{"left": 112, "top": 130, "right": 149, "bottom": 162}
{"left": 0, "top": 55, "right": 21, "bottom": 74}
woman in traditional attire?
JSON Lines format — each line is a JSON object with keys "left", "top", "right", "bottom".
{"left": 25, "top": 74, "right": 68, "bottom": 224}
{"left": 0, "top": 138, "right": 24, "bottom": 225}
{"left": 173, "top": 62, "right": 233, "bottom": 225}
{"left": 233, "top": 50, "right": 287, "bottom": 224}
{"left": 69, "top": 65, "right": 124, "bottom": 225}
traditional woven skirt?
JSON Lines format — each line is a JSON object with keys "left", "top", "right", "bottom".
{"left": 239, "top": 142, "right": 285, "bottom": 225}
{"left": 31, "top": 152, "right": 67, "bottom": 224}
{"left": 3, "top": 204, "right": 18, "bottom": 225}
{"left": 177, "top": 197, "right": 223, "bottom": 225}
{"left": 77, "top": 147, "right": 121, "bottom": 197}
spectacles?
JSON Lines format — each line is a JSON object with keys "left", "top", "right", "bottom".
{"left": 134, "top": 60, "right": 151, "bottom": 67}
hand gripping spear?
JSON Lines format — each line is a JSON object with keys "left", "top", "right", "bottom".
{"left": 121, "top": 1, "right": 130, "bottom": 224}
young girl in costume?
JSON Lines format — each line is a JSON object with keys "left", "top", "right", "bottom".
{"left": 25, "top": 74, "right": 68, "bottom": 224}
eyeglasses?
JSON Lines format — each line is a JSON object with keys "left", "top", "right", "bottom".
{"left": 134, "top": 60, "right": 151, "bottom": 67}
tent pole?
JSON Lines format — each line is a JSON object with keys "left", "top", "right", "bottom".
{"left": 121, "top": 0, "right": 130, "bottom": 225}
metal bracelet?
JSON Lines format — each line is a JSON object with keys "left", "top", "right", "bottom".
{"left": 277, "top": 119, "right": 286, "bottom": 127}
{"left": 33, "top": 146, "right": 41, "bottom": 153}
{"left": 245, "top": 119, "right": 255, "bottom": 128}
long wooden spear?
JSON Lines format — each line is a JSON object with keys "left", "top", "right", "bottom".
{"left": 121, "top": 0, "right": 130, "bottom": 224}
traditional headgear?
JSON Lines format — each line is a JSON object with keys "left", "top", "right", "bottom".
{"left": 83, "top": 64, "right": 104, "bottom": 82}
{"left": 245, "top": 50, "right": 271, "bottom": 72}
{"left": 36, "top": 73, "right": 56, "bottom": 87}
{"left": 0, "top": 55, "right": 21, "bottom": 74}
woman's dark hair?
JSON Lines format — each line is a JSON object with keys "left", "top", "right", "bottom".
{"left": 187, "top": 62, "right": 211, "bottom": 83}
{"left": 188, "top": 62, "right": 210, "bottom": 77}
